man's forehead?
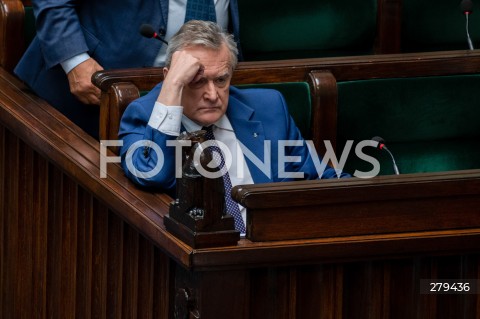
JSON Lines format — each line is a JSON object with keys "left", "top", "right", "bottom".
{"left": 202, "top": 64, "right": 231, "bottom": 76}
{"left": 181, "top": 44, "right": 232, "bottom": 75}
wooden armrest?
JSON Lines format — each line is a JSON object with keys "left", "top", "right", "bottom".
{"left": 99, "top": 82, "right": 140, "bottom": 143}
{"left": 308, "top": 70, "right": 338, "bottom": 154}
{"left": 93, "top": 67, "right": 164, "bottom": 93}
{"left": 0, "top": 0, "right": 25, "bottom": 72}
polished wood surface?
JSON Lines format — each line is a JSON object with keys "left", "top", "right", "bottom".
{"left": 0, "top": 0, "right": 25, "bottom": 72}
{"left": 233, "top": 170, "right": 480, "bottom": 241}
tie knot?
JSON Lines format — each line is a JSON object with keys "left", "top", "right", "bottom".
{"left": 202, "top": 125, "right": 215, "bottom": 141}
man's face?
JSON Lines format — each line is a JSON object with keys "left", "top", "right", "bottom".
{"left": 180, "top": 44, "right": 232, "bottom": 126}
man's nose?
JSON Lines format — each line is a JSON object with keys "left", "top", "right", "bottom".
{"left": 204, "top": 81, "right": 218, "bottom": 101}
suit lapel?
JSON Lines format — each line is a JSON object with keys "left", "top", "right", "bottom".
{"left": 227, "top": 90, "right": 272, "bottom": 184}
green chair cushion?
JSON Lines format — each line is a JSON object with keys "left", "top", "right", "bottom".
{"left": 238, "top": 0, "right": 377, "bottom": 61}
{"left": 336, "top": 74, "right": 480, "bottom": 175}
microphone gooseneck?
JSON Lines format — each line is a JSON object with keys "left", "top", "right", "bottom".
{"left": 371, "top": 136, "right": 400, "bottom": 175}
{"left": 460, "top": 0, "right": 475, "bottom": 50}
{"left": 139, "top": 24, "right": 168, "bottom": 45}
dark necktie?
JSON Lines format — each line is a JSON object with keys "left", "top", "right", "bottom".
{"left": 184, "top": 0, "right": 217, "bottom": 23}
{"left": 203, "top": 126, "right": 246, "bottom": 233}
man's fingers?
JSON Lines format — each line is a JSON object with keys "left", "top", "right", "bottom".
{"left": 67, "top": 58, "right": 103, "bottom": 105}
{"left": 191, "top": 65, "right": 205, "bottom": 84}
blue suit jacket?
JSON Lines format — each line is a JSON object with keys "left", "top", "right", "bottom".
{"left": 14, "top": 0, "right": 240, "bottom": 138}
{"left": 118, "top": 84, "right": 349, "bottom": 193}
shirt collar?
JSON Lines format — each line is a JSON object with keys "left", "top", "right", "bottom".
{"left": 181, "top": 114, "right": 233, "bottom": 133}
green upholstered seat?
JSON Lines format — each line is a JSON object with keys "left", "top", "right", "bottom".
{"left": 402, "top": 0, "right": 480, "bottom": 52}
{"left": 238, "top": 0, "right": 377, "bottom": 61}
{"left": 336, "top": 74, "right": 480, "bottom": 175}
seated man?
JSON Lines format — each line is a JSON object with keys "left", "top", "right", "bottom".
{"left": 119, "top": 20, "right": 350, "bottom": 232}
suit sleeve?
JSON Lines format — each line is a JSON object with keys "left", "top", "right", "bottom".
{"left": 118, "top": 99, "right": 178, "bottom": 192}
{"left": 32, "top": 0, "right": 89, "bottom": 68}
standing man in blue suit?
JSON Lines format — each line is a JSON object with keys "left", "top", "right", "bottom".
{"left": 14, "top": 0, "right": 240, "bottom": 138}
{"left": 119, "top": 20, "right": 350, "bottom": 230}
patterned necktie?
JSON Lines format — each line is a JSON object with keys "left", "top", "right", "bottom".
{"left": 203, "top": 126, "right": 246, "bottom": 233}
{"left": 185, "top": 0, "right": 217, "bottom": 23}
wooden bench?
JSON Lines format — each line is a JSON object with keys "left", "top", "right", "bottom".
{"left": 307, "top": 50, "right": 480, "bottom": 175}
{"left": 93, "top": 50, "right": 480, "bottom": 161}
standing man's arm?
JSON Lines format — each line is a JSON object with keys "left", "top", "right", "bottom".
{"left": 32, "top": 0, "right": 103, "bottom": 105}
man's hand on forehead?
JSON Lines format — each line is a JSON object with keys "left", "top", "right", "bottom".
{"left": 190, "top": 64, "right": 205, "bottom": 85}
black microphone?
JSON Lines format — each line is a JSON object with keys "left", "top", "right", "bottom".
{"left": 371, "top": 136, "right": 400, "bottom": 175}
{"left": 139, "top": 24, "right": 168, "bottom": 45}
{"left": 461, "top": 0, "right": 474, "bottom": 14}
{"left": 460, "top": 0, "right": 475, "bottom": 50}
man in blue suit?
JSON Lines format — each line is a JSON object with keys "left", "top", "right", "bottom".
{"left": 119, "top": 20, "right": 350, "bottom": 229}
{"left": 14, "top": 0, "right": 240, "bottom": 138}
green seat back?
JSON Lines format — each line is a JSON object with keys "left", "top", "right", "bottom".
{"left": 337, "top": 74, "right": 480, "bottom": 175}
{"left": 402, "top": 0, "right": 480, "bottom": 52}
{"left": 24, "top": 6, "right": 36, "bottom": 47}
{"left": 238, "top": 0, "right": 377, "bottom": 61}
{"left": 237, "top": 82, "right": 312, "bottom": 139}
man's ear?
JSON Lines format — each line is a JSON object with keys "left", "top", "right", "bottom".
{"left": 162, "top": 67, "right": 168, "bottom": 79}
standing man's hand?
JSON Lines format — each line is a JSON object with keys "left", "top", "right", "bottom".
{"left": 67, "top": 58, "right": 104, "bottom": 105}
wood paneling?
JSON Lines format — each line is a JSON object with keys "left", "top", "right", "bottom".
{"left": 0, "top": 129, "right": 172, "bottom": 318}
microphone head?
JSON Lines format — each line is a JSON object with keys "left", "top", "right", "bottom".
{"left": 139, "top": 24, "right": 156, "bottom": 38}
{"left": 371, "top": 136, "right": 386, "bottom": 149}
{"left": 371, "top": 136, "right": 386, "bottom": 144}
{"left": 461, "top": 0, "right": 474, "bottom": 14}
